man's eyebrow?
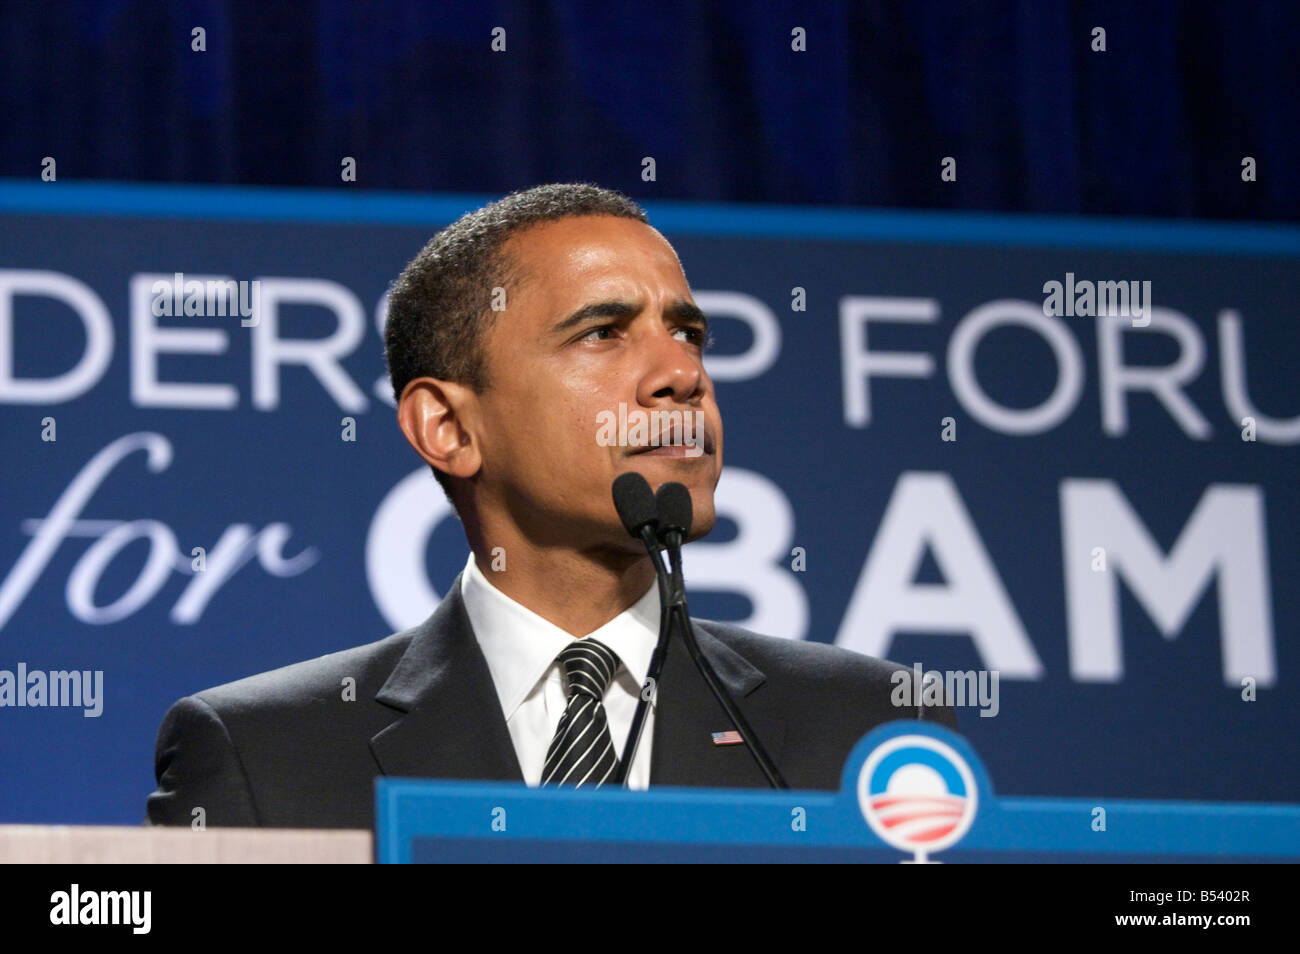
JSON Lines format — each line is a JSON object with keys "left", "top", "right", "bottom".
{"left": 551, "top": 298, "right": 708, "bottom": 334}
{"left": 552, "top": 300, "right": 640, "bottom": 334}
{"left": 666, "top": 299, "right": 709, "bottom": 332}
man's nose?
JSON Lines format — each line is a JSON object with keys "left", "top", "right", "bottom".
{"left": 636, "top": 324, "right": 704, "bottom": 404}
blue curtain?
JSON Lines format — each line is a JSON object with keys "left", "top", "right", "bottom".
{"left": 1, "top": 0, "right": 1295, "bottom": 219}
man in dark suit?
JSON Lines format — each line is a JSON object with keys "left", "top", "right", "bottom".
{"left": 147, "top": 183, "right": 957, "bottom": 829}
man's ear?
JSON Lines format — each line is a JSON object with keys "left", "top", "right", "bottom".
{"left": 396, "top": 378, "right": 483, "bottom": 480}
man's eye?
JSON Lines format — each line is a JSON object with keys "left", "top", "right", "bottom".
{"left": 579, "top": 325, "right": 616, "bottom": 342}
{"left": 675, "top": 326, "right": 711, "bottom": 349}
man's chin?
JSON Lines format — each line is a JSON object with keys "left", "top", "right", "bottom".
{"left": 685, "top": 523, "right": 713, "bottom": 544}
{"left": 684, "top": 499, "right": 717, "bottom": 542}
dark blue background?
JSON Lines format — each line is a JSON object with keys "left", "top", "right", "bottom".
{"left": 1, "top": 0, "right": 1296, "bottom": 219}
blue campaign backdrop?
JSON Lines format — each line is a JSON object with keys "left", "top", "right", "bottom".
{"left": 0, "top": 181, "right": 1296, "bottom": 823}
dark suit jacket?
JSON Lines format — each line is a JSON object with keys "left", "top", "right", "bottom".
{"left": 146, "top": 574, "right": 958, "bottom": 828}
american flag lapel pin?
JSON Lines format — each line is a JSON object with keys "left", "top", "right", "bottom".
{"left": 712, "top": 730, "right": 744, "bottom": 746}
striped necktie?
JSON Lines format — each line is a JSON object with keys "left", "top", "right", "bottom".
{"left": 542, "top": 639, "right": 622, "bottom": 787}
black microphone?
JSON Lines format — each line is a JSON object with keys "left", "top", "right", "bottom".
{"left": 611, "top": 470, "right": 669, "bottom": 609}
{"left": 654, "top": 481, "right": 691, "bottom": 607}
{"left": 653, "top": 482, "right": 788, "bottom": 789}
{"left": 612, "top": 472, "right": 661, "bottom": 550}
{"left": 610, "top": 472, "right": 672, "bottom": 785}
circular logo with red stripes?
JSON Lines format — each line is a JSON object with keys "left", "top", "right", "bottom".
{"left": 857, "top": 734, "right": 977, "bottom": 856}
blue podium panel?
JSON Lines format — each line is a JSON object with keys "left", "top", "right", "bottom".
{"left": 376, "top": 723, "right": 1300, "bottom": 863}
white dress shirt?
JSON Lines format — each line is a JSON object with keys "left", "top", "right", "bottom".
{"left": 459, "top": 552, "right": 659, "bottom": 789}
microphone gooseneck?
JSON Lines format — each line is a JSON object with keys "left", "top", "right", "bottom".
{"left": 653, "top": 482, "right": 788, "bottom": 789}
{"left": 610, "top": 473, "right": 671, "bottom": 785}
{"left": 610, "top": 475, "right": 788, "bottom": 790}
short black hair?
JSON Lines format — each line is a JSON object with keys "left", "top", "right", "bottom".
{"left": 384, "top": 182, "right": 649, "bottom": 499}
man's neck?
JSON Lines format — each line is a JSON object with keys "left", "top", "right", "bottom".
{"left": 468, "top": 542, "right": 657, "bottom": 637}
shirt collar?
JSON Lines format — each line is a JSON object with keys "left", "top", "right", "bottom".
{"left": 459, "top": 552, "right": 660, "bottom": 720}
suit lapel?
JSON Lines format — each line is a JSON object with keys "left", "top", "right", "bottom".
{"left": 649, "top": 620, "right": 786, "bottom": 789}
{"left": 368, "top": 580, "right": 784, "bottom": 790}
{"left": 369, "top": 574, "right": 524, "bottom": 783}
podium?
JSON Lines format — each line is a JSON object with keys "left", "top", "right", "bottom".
{"left": 376, "top": 722, "right": 1300, "bottom": 863}
{"left": 4, "top": 723, "right": 1297, "bottom": 863}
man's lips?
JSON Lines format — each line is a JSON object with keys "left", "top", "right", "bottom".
{"left": 634, "top": 443, "right": 710, "bottom": 458}
{"left": 626, "top": 420, "right": 716, "bottom": 456}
